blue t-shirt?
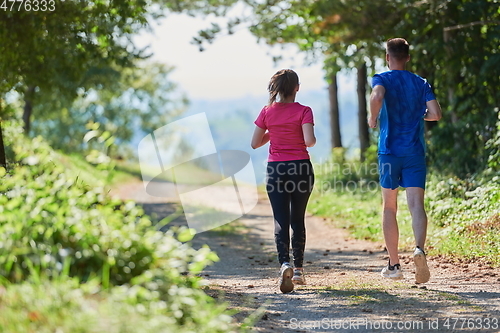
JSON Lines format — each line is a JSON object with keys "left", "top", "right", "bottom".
{"left": 372, "top": 70, "right": 436, "bottom": 157}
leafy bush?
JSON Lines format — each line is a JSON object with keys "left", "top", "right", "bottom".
{"left": 426, "top": 174, "right": 500, "bottom": 264}
{"left": 485, "top": 109, "right": 500, "bottom": 172}
{"left": 0, "top": 128, "right": 240, "bottom": 331}
{"left": 0, "top": 137, "right": 197, "bottom": 285}
{"left": 0, "top": 279, "right": 236, "bottom": 333}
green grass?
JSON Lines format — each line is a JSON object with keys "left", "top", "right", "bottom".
{"left": 60, "top": 153, "right": 136, "bottom": 186}
{"left": 114, "top": 159, "right": 144, "bottom": 179}
{"left": 0, "top": 279, "right": 236, "bottom": 333}
{"left": 425, "top": 175, "right": 500, "bottom": 265}
{"left": 431, "top": 225, "right": 500, "bottom": 265}
{"left": 309, "top": 190, "right": 382, "bottom": 241}
{"left": 325, "top": 282, "right": 397, "bottom": 306}
{"left": 209, "top": 220, "right": 248, "bottom": 236}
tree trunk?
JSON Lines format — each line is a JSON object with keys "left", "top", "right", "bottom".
{"left": 328, "top": 72, "right": 342, "bottom": 149}
{"left": 357, "top": 62, "right": 369, "bottom": 161}
{"left": 23, "top": 85, "right": 36, "bottom": 134}
{"left": 0, "top": 110, "right": 6, "bottom": 167}
{"left": 443, "top": 30, "right": 458, "bottom": 123}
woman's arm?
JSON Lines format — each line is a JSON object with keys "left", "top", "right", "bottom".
{"left": 302, "top": 123, "right": 316, "bottom": 147}
{"left": 251, "top": 126, "right": 270, "bottom": 149}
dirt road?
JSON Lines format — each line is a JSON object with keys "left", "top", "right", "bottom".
{"left": 113, "top": 181, "right": 500, "bottom": 333}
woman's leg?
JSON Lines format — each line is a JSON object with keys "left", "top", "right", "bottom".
{"left": 289, "top": 161, "right": 314, "bottom": 268}
{"left": 267, "top": 162, "right": 292, "bottom": 265}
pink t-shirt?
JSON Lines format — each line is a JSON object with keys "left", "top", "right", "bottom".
{"left": 254, "top": 102, "right": 314, "bottom": 162}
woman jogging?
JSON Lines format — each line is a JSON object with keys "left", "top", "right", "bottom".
{"left": 251, "top": 69, "right": 316, "bottom": 293}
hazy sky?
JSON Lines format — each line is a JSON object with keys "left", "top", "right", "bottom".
{"left": 136, "top": 13, "right": 329, "bottom": 100}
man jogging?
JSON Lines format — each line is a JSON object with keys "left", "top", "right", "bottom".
{"left": 369, "top": 38, "right": 442, "bottom": 284}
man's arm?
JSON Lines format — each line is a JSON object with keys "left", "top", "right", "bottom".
{"left": 369, "top": 85, "right": 386, "bottom": 128}
{"left": 424, "top": 99, "right": 442, "bottom": 121}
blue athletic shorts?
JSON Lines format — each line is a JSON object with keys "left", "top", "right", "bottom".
{"left": 378, "top": 155, "right": 426, "bottom": 190}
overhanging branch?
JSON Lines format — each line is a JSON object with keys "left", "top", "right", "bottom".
{"left": 444, "top": 20, "right": 500, "bottom": 32}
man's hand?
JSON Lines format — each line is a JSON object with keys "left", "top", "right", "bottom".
{"left": 368, "top": 117, "right": 377, "bottom": 128}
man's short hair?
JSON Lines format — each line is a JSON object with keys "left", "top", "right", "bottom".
{"left": 386, "top": 38, "right": 409, "bottom": 61}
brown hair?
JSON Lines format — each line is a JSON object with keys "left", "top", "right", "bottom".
{"left": 267, "top": 69, "right": 299, "bottom": 105}
{"left": 386, "top": 38, "right": 410, "bottom": 61}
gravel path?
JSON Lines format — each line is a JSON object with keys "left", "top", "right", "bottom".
{"left": 112, "top": 181, "right": 500, "bottom": 333}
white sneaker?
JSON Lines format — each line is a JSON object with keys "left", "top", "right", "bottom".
{"left": 292, "top": 268, "right": 306, "bottom": 285}
{"left": 414, "top": 247, "right": 430, "bottom": 284}
{"left": 381, "top": 261, "right": 403, "bottom": 280}
{"left": 279, "top": 263, "right": 294, "bottom": 293}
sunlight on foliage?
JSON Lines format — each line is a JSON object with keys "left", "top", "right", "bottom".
{"left": 0, "top": 126, "right": 241, "bottom": 332}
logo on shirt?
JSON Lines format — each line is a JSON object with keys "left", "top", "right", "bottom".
{"left": 138, "top": 113, "right": 258, "bottom": 235}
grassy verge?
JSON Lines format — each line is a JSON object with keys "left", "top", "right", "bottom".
{"left": 424, "top": 174, "right": 500, "bottom": 265}
{"left": 0, "top": 126, "right": 244, "bottom": 332}
{"left": 116, "top": 159, "right": 235, "bottom": 186}
{"left": 0, "top": 279, "right": 235, "bottom": 333}
{"left": 60, "top": 153, "right": 137, "bottom": 187}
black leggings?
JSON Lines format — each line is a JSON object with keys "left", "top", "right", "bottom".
{"left": 266, "top": 159, "right": 314, "bottom": 267}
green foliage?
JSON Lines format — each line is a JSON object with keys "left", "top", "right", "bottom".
{"left": 0, "top": 279, "right": 236, "bottom": 333}
{"left": 0, "top": 126, "right": 240, "bottom": 331}
{"left": 0, "top": 0, "right": 197, "bottom": 149}
{"left": 0, "top": 137, "right": 207, "bottom": 285}
{"left": 485, "top": 110, "right": 500, "bottom": 172}
{"left": 393, "top": 0, "right": 500, "bottom": 177}
{"left": 425, "top": 174, "right": 500, "bottom": 264}
{"left": 0, "top": 1, "right": 146, "bottom": 99}
{"left": 164, "top": 0, "right": 240, "bottom": 16}
{"left": 190, "top": 0, "right": 500, "bottom": 177}
{"left": 29, "top": 61, "right": 187, "bottom": 154}
{"left": 0, "top": 119, "right": 23, "bottom": 163}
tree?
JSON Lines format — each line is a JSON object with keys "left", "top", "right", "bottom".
{"left": 357, "top": 62, "right": 369, "bottom": 161}
{"left": 191, "top": 0, "right": 500, "bottom": 176}
{"left": 0, "top": 1, "right": 157, "bottom": 164}
{"left": 0, "top": 111, "right": 5, "bottom": 167}
{"left": 190, "top": 0, "right": 403, "bottom": 157}
{"left": 0, "top": 0, "right": 238, "bottom": 162}
{"left": 327, "top": 72, "right": 342, "bottom": 149}
{"left": 0, "top": 2, "right": 156, "bottom": 128}
{"left": 394, "top": 0, "right": 500, "bottom": 176}
{"left": 0, "top": 98, "right": 19, "bottom": 166}
{"left": 31, "top": 62, "right": 187, "bottom": 154}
